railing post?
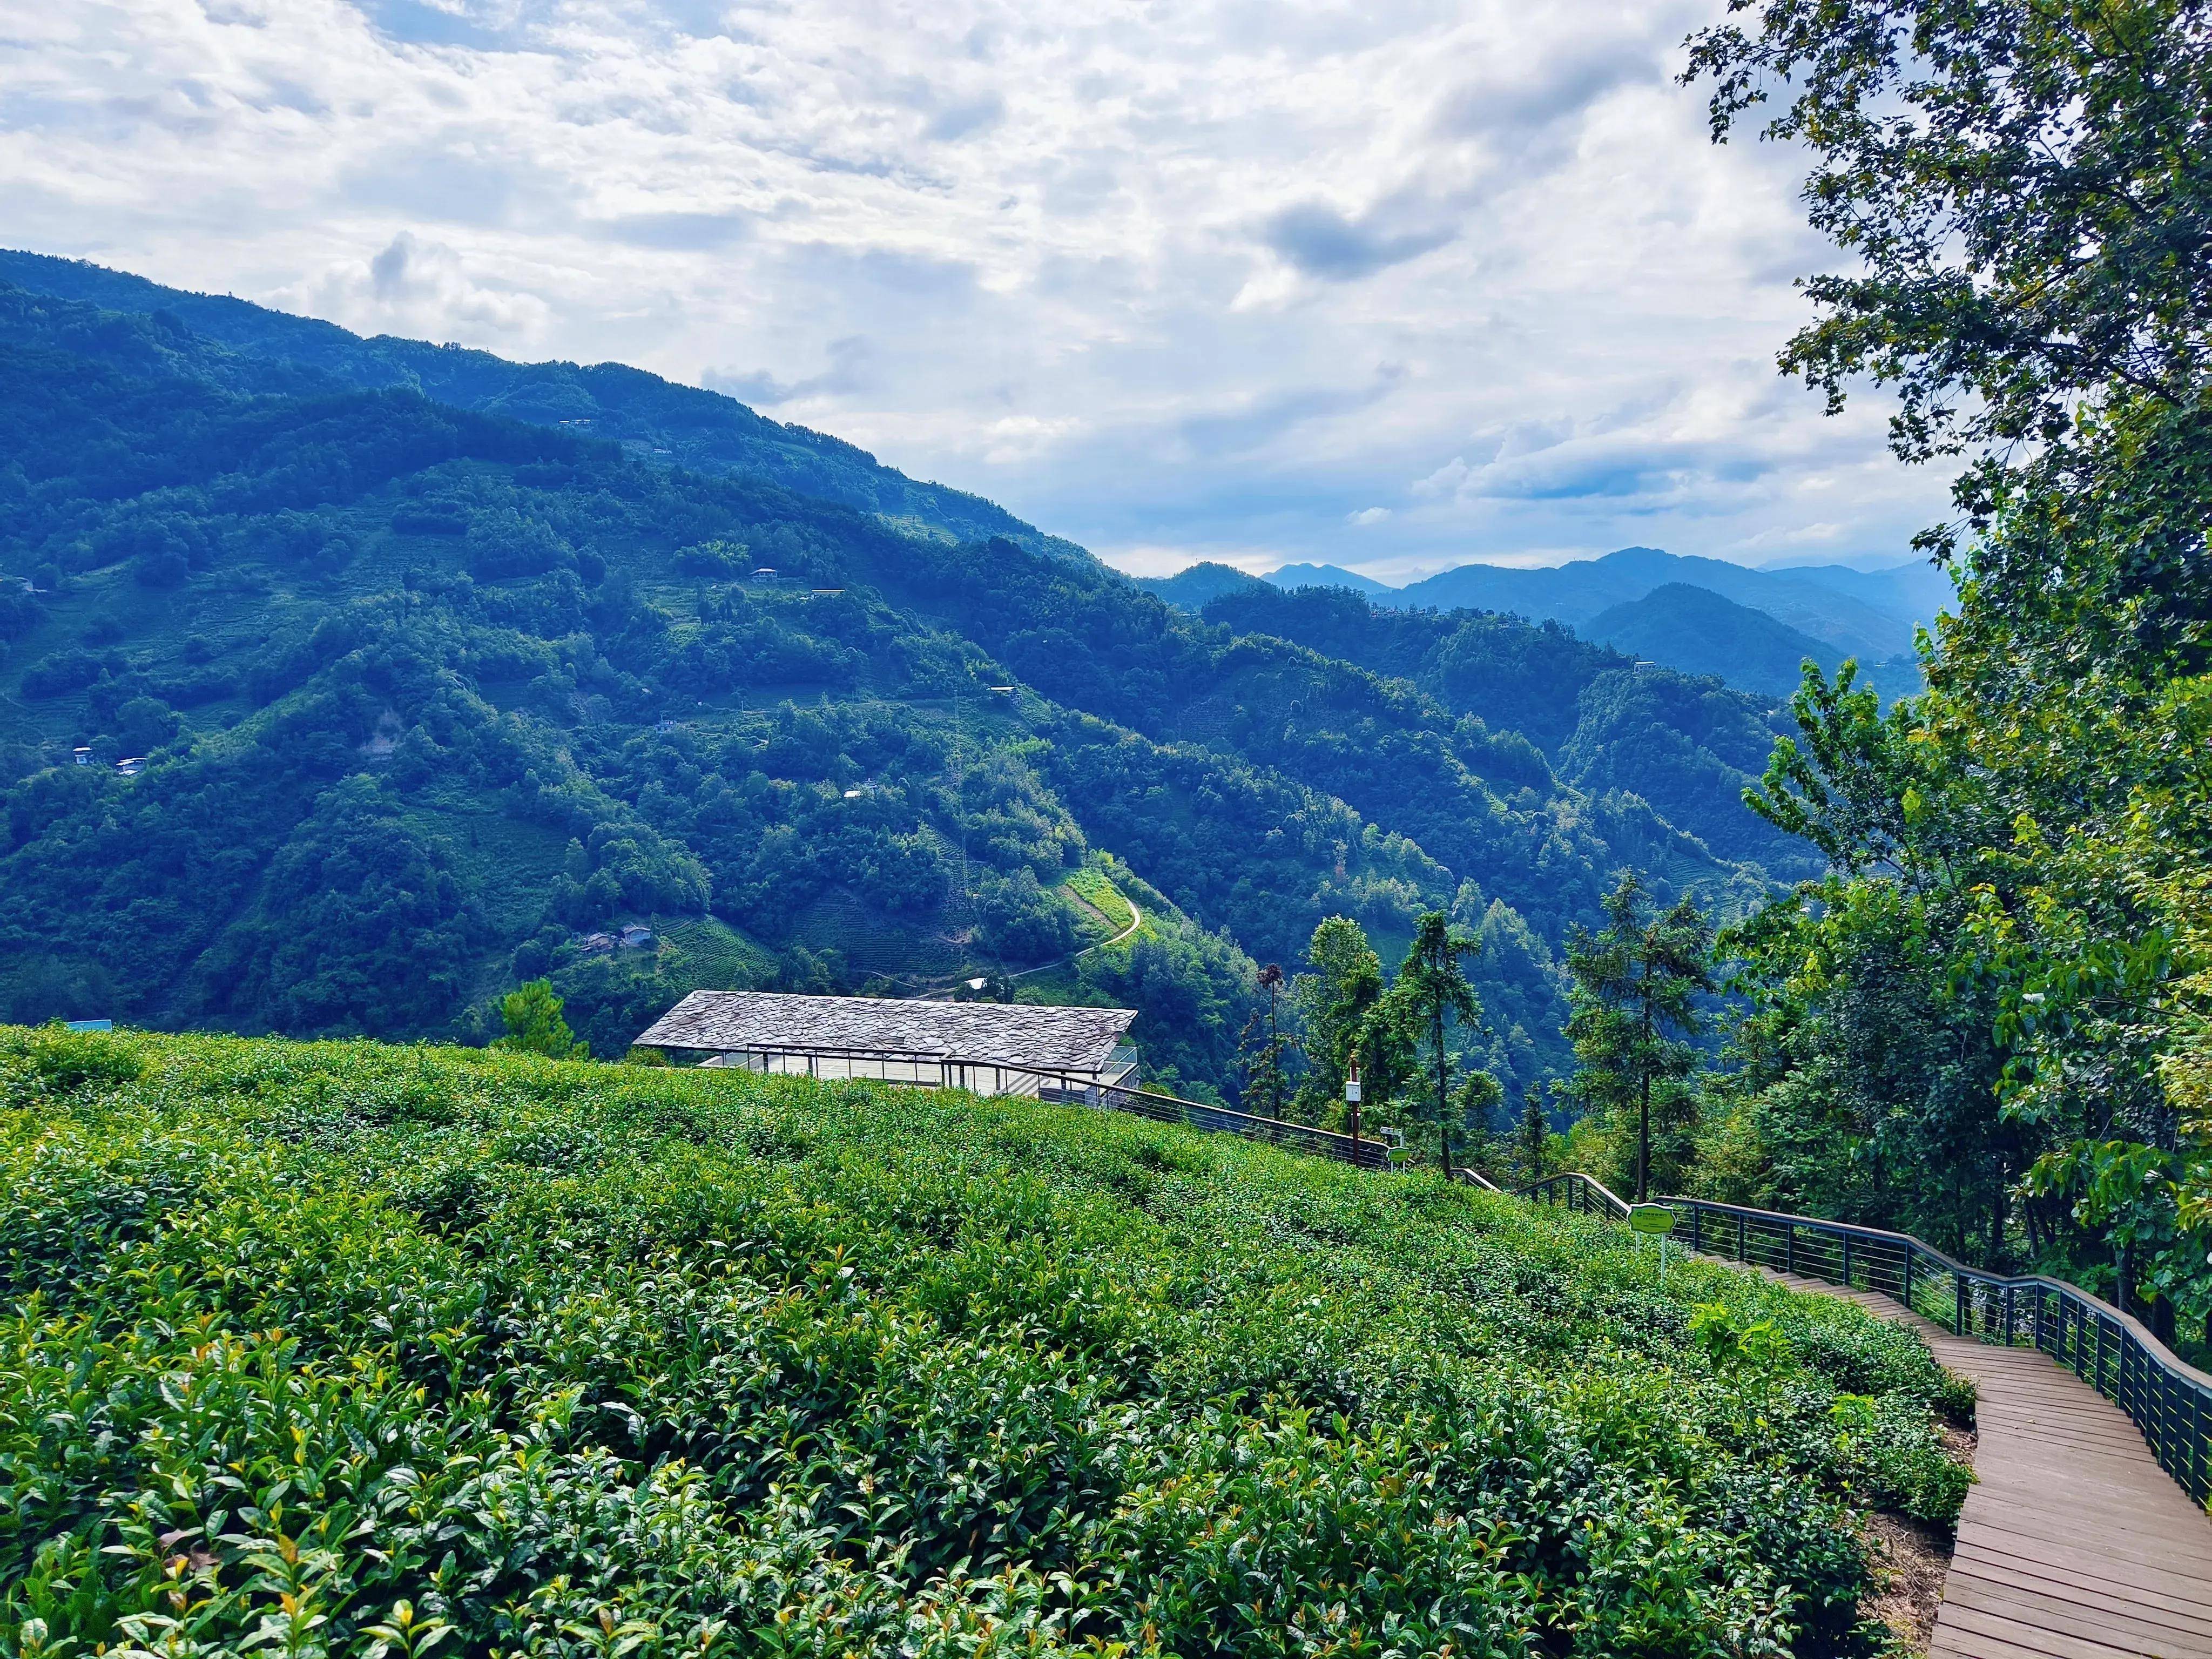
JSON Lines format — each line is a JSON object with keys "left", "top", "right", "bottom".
{"left": 1902, "top": 1248, "right": 1912, "bottom": 1312}
{"left": 1840, "top": 1232, "right": 1851, "bottom": 1289}
{"left": 1689, "top": 1205, "right": 1701, "bottom": 1252}
{"left": 1785, "top": 1224, "right": 1796, "bottom": 1274}
{"left": 2190, "top": 1379, "right": 2205, "bottom": 1502}
{"left": 2004, "top": 1284, "right": 2014, "bottom": 1346}
{"left": 1954, "top": 1272, "right": 1966, "bottom": 1336}
{"left": 1736, "top": 1212, "right": 1745, "bottom": 1262}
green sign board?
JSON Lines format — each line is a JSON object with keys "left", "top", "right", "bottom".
{"left": 1627, "top": 1203, "right": 1677, "bottom": 1237}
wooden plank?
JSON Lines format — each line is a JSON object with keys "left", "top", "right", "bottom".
{"left": 1971, "top": 1478, "right": 2204, "bottom": 1533}
{"left": 1938, "top": 1601, "right": 2193, "bottom": 1659}
{"left": 1941, "top": 1575, "right": 2212, "bottom": 1659}
{"left": 1957, "top": 1520, "right": 2212, "bottom": 1597}
{"left": 1947, "top": 1556, "right": 2212, "bottom": 1641}
{"left": 1933, "top": 1616, "right": 2152, "bottom": 1659}
{"left": 1743, "top": 1270, "right": 2212, "bottom": 1659}
{"left": 1952, "top": 1549, "right": 2212, "bottom": 1631}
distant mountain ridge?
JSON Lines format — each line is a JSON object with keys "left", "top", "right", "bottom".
{"left": 1384, "top": 547, "right": 1926, "bottom": 660}
{"left": 1266, "top": 563, "right": 1396, "bottom": 599}
{"left": 1136, "top": 562, "right": 1270, "bottom": 611}
{"left": 1146, "top": 545, "right": 1944, "bottom": 701}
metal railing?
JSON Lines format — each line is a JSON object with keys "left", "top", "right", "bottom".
{"left": 1516, "top": 1173, "right": 2212, "bottom": 1506}
{"left": 1026, "top": 1066, "right": 1393, "bottom": 1169}
{"left": 691, "top": 1042, "right": 1392, "bottom": 1167}
{"left": 1516, "top": 1170, "right": 1630, "bottom": 1220}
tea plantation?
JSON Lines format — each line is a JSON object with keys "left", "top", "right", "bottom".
{"left": 1, "top": 1027, "right": 1970, "bottom": 1658}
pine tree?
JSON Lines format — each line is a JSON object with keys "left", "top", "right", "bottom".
{"left": 1518, "top": 1083, "right": 1549, "bottom": 1183}
{"left": 1390, "top": 912, "right": 1483, "bottom": 1174}
{"left": 1455, "top": 1069, "right": 1504, "bottom": 1176}
{"left": 1564, "top": 873, "right": 1713, "bottom": 1201}
{"left": 1237, "top": 967, "right": 1297, "bottom": 1120}
{"left": 496, "top": 978, "right": 586, "bottom": 1060}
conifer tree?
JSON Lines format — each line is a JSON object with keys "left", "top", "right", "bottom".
{"left": 1564, "top": 874, "right": 1713, "bottom": 1201}
{"left": 1391, "top": 912, "right": 1483, "bottom": 1174}
{"left": 496, "top": 978, "right": 586, "bottom": 1060}
{"left": 1518, "top": 1083, "right": 1549, "bottom": 1182}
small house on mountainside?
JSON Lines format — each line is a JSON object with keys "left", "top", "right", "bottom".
{"left": 633, "top": 989, "right": 1138, "bottom": 1099}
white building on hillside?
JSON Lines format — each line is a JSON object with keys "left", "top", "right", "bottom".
{"left": 632, "top": 989, "right": 1138, "bottom": 1098}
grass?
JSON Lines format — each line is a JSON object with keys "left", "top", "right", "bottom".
{"left": 1, "top": 1026, "right": 1970, "bottom": 1658}
{"left": 1061, "top": 864, "right": 1136, "bottom": 936}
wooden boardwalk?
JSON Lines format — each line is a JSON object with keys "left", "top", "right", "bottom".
{"left": 1768, "top": 1271, "right": 2212, "bottom": 1657}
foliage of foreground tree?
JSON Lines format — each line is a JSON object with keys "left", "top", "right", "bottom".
{"left": 1685, "top": 0, "right": 2212, "bottom": 1340}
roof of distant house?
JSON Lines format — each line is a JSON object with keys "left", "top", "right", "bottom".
{"left": 635, "top": 990, "right": 1137, "bottom": 1073}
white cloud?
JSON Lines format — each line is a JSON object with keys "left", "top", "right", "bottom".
{"left": 0, "top": 0, "right": 1950, "bottom": 575}
{"left": 282, "top": 231, "right": 551, "bottom": 341}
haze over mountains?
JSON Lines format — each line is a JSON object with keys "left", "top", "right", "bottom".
{"left": 1145, "top": 545, "right": 1948, "bottom": 700}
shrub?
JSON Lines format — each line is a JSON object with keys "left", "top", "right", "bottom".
{"left": 0, "top": 1029, "right": 1970, "bottom": 1658}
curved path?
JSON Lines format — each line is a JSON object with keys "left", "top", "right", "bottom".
{"left": 1012, "top": 895, "right": 1143, "bottom": 977}
{"left": 1767, "top": 1270, "right": 2212, "bottom": 1658}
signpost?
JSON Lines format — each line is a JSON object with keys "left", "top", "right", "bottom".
{"left": 1628, "top": 1202, "right": 1676, "bottom": 1279}
{"left": 1345, "top": 1060, "right": 1362, "bottom": 1157}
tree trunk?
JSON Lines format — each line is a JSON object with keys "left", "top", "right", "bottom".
{"left": 1435, "top": 1002, "right": 1452, "bottom": 1176}
{"left": 1637, "top": 972, "right": 1654, "bottom": 1203}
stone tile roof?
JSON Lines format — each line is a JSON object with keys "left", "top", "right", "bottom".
{"left": 633, "top": 990, "right": 1138, "bottom": 1073}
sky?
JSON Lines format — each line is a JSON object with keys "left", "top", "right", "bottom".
{"left": 1, "top": 0, "right": 1954, "bottom": 581}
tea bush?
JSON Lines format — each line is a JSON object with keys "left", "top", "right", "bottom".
{"left": 0, "top": 1027, "right": 1970, "bottom": 1658}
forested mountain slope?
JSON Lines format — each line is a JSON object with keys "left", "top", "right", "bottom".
{"left": 1585, "top": 583, "right": 1923, "bottom": 703}
{"left": 0, "top": 267, "right": 1805, "bottom": 1101}
{"left": 1201, "top": 584, "right": 1820, "bottom": 878}
{"left": 0, "top": 250, "right": 1083, "bottom": 562}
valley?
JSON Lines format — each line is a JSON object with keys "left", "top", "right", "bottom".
{"left": 0, "top": 260, "right": 1808, "bottom": 1104}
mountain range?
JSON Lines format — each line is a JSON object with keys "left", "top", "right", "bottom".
{"left": 0, "top": 249, "right": 1820, "bottom": 1107}
{"left": 1146, "top": 544, "right": 1947, "bottom": 700}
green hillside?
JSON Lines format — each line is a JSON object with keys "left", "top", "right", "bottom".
{"left": 1, "top": 1025, "right": 1969, "bottom": 1658}
{"left": 0, "top": 251, "right": 1086, "bottom": 566}
{"left": 0, "top": 269, "right": 1805, "bottom": 1103}
{"left": 1198, "top": 584, "right": 1821, "bottom": 878}
{"left": 1134, "top": 559, "right": 1269, "bottom": 611}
